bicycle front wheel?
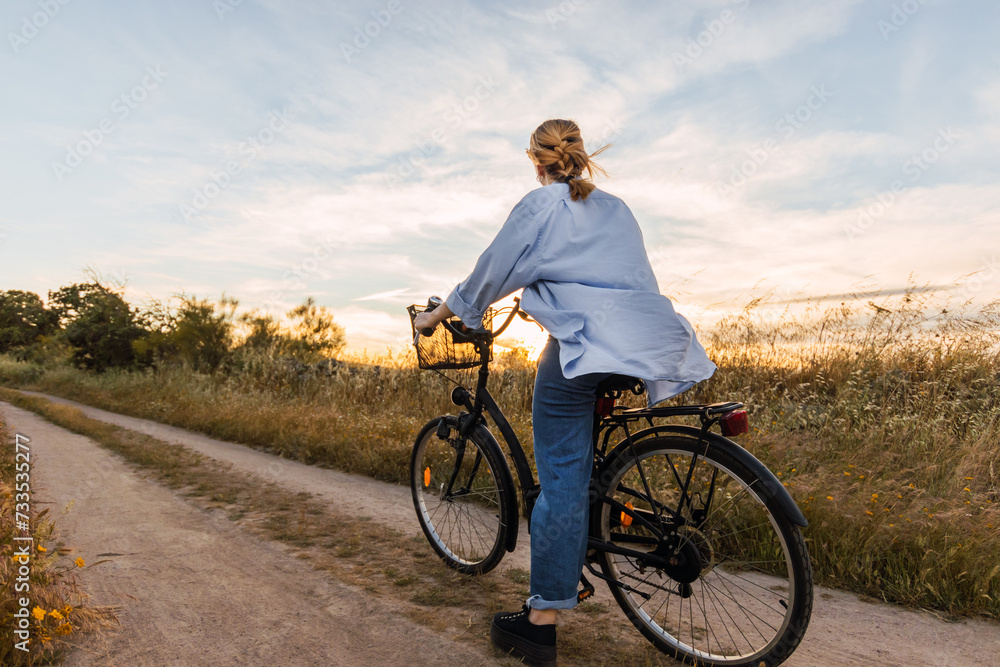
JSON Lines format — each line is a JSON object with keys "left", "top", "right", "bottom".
{"left": 410, "top": 416, "right": 513, "bottom": 575}
{"left": 593, "top": 435, "right": 813, "bottom": 667}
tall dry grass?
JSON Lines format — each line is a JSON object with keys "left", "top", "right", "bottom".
{"left": 1, "top": 290, "right": 998, "bottom": 617}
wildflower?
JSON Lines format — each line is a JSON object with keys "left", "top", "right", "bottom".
{"left": 872, "top": 493, "right": 878, "bottom": 500}
{"left": 865, "top": 510, "right": 874, "bottom": 516}
{"left": 889, "top": 523, "right": 895, "bottom": 527}
{"left": 55, "top": 623, "right": 73, "bottom": 636}
{"left": 844, "top": 472, "right": 851, "bottom": 476}
{"left": 859, "top": 475, "right": 865, "bottom": 480}
{"left": 37, "top": 546, "right": 47, "bottom": 552}
{"left": 827, "top": 496, "right": 834, "bottom": 501}
{"left": 964, "top": 487, "right": 971, "bottom": 492}
{"left": 49, "top": 610, "right": 63, "bottom": 621}
{"left": 75, "top": 557, "right": 85, "bottom": 568}
{"left": 32, "top": 607, "right": 46, "bottom": 621}
{"left": 966, "top": 476, "right": 973, "bottom": 480}
{"left": 909, "top": 483, "right": 915, "bottom": 489}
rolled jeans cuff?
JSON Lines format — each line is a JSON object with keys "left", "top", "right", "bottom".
{"left": 526, "top": 594, "right": 577, "bottom": 611}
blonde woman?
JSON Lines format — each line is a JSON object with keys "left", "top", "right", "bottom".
{"left": 413, "top": 119, "right": 715, "bottom": 666}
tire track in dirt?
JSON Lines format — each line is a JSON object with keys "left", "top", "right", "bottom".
{"left": 9, "top": 391, "right": 1000, "bottom": 666}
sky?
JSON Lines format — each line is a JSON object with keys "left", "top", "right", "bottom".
{"left": 1, "top": 0, "right": 998, "bottom": 353}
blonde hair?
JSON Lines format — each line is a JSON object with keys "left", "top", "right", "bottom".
{"left": 526, "top": 119, "right": 608, "bottom": 201}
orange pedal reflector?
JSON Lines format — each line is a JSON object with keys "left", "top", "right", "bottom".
{"left": 424, "top": 467, "right": 431, "bottom": 487}
{"left": 621, "top": 502, "right": 634, "bottom": 527}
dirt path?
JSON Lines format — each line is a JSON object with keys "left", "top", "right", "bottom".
{"left": 6, "top": 391, "right": 1000, "bottom": 666}
{"left": 2, "top": 402, "right": 495, "bottom": 666}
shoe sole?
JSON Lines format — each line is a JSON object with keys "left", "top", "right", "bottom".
{"left": 490, "top": 623, "right": 557, "bottom": 667}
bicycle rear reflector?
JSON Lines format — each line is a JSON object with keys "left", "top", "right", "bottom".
{"left": 720, "top": 410, "right": 749, "bottom": 437}
{"left": 621, "top": 502, "right": 634, "bottom": 527}
{"left": 424, "top": 467, "right": 431, "bottom": 487}
{"left": 595, "top": 397, "right": 616, "bottom": 417}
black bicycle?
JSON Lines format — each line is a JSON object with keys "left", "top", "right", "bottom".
{"left": 407, "top": 298, "right": 813, "bottom": 667}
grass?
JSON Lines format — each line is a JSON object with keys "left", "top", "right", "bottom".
{"left": 0, "top": 390, "right": 676, "bottom": 666}
{"left": 0, "top": 415, "right": 117, "bottom": 666}
{"left": 0, "top": 289, "right": 998, "bottom": 619}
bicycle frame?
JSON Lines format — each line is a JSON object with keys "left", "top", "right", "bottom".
{"left": 431, "top": 302, "right": 806, "bottom": 580}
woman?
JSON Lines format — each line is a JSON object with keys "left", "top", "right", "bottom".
{"left": 413, "top": 119, "right": 716, "bottom": 666}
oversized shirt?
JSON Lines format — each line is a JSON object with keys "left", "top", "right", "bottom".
{"left": 445, "top": 182, "right": 717, "bottom": 406}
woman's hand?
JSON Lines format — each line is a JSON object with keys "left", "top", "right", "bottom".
{"left": 413, "top": 302, "right": 455, "bottom": 337}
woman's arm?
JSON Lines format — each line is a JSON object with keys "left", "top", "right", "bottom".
{"left": 445, "top": 201, "right": 544, "bottom": 328}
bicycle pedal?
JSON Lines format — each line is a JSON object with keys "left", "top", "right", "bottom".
{"left": 576, "top": 573, "right": 596, "bottom": 603}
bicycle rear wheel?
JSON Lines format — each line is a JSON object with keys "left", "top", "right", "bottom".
{"left": 411, "top": 415, "right": 513, "bottom": 574}
{"left": 592, "top": 435, "right": 813, "bottom": 667}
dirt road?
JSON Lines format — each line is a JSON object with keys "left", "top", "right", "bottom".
{"left": 4, "top": 392, "right": 1000, "bottom": 666}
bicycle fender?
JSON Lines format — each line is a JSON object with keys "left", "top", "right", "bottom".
{"left": 470, "top": 422, "right": 521, "bottom": 552}
{"left": 602, "top": 424, "right": 808, "bottom": 528}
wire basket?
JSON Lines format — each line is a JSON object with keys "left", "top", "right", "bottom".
{"left": 408, "top": 304, "right": 493, "bottom": 370}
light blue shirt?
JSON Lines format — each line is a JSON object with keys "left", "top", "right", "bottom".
{"left": 446, "top": 183, "right": 717, "bottom": 406}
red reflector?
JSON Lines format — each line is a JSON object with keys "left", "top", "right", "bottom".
{"left": 595, "top": 397, "right": 616, "bottom": 417}
{"left": 720, "top": 410, "right": 749, "bottom": 436}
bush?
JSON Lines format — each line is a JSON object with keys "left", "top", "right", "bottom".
{"left": 48, "top": 283, "right": 144, "bottom": 372}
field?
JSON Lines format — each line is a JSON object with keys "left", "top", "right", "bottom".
{"left": 1, "top": 291, "right": 998, "bottom": 619}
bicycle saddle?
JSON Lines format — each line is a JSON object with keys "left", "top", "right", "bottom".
{"left": 596, "top": 374, "right": 645, "bottom": 397}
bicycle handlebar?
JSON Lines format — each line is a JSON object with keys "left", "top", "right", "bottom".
{"left": 418, "top": 296, "right": 526, "bottom": 343}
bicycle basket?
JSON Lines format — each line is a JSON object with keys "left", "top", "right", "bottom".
{"left": 408, "top": 304, "right": 493, "bottom": 370}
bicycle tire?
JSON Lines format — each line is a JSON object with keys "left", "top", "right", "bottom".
{"left": 592, "top": 435, "right": 813, "bottom": 667}
{"left": 411, "top": 415, "right": 513, "bottom": 574}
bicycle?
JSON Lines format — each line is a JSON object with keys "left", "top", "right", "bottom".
{"left": 407, "top": 298, "right": 813, "bottom": 667}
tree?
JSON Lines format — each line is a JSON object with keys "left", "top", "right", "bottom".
{"left": 48, "top": 282, "right": 144, "bottom": 371}
{"left": 168, "top": 295, "right": 238, "bottom": 372}
{"left": 0, "top": 290, "right": 58, "bottom": 353}
{"left": 282, "top": 297, "right": 346, "bottom": 363}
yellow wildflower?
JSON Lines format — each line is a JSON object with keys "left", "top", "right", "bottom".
{"left": 75, "top": 557, "right": 85, "bottom": 568}
{"left": 32, "top": 607, "right": 46, "bottom": 621}
{"left": 49, "top": 610, "right": 63, "bottom": 621}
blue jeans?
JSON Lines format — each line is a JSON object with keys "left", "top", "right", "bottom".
{"left": 527, "top": 337, "right": 612, "bottom": 610}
